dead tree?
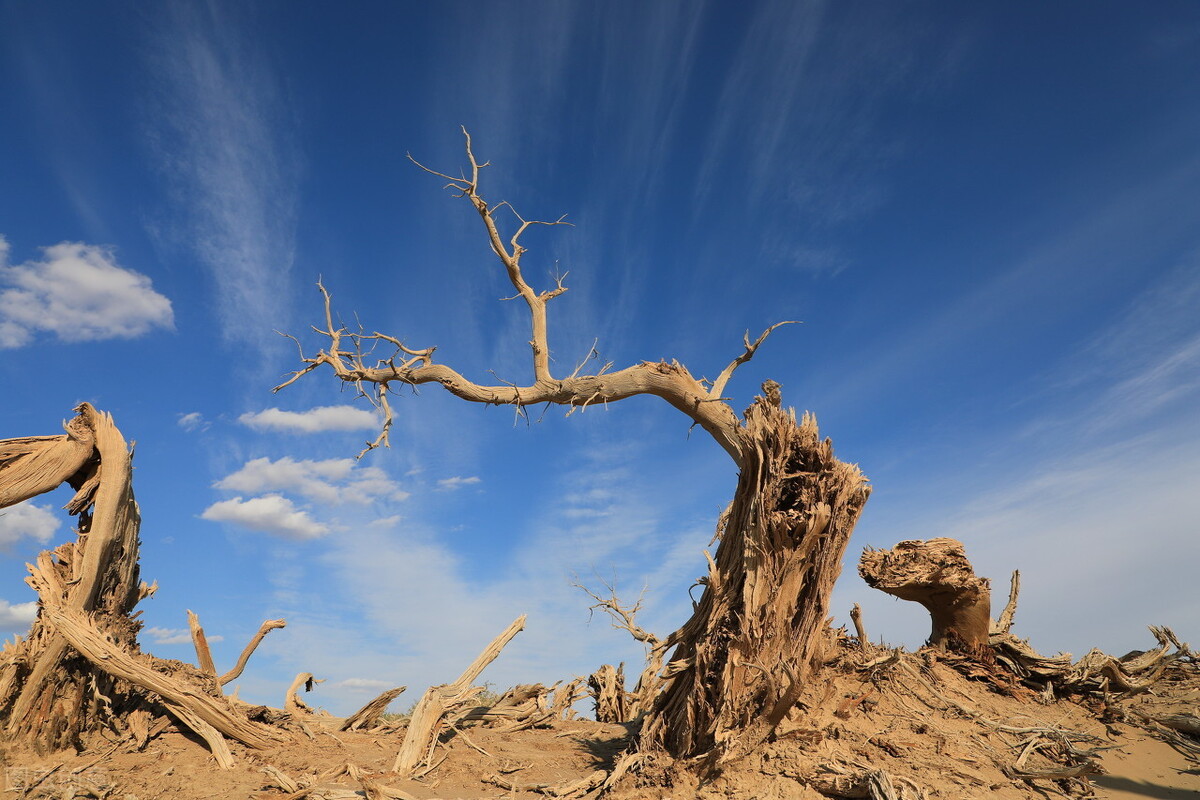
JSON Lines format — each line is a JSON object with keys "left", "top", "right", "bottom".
{"left": 858, "top": 538, "right": 993, "bottom": 656}
{"left": 0, "top": 404, "right": 284, "bottom": 764}
{"left": 280, "top": 129, "right": 872, "bottom": 764}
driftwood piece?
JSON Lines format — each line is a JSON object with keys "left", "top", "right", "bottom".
{"left": 1, "top": 405, "right": 290, "bottom": 765}
{"left": 393, "top": 615, "right": 526, "bottom": 776}
{"left": 340, "top": 686, "right": 405, "bottom": 731}
{"left": 991, "top": 570, "right": 1020, "bottom": 635}
{"left": 45, "top": 606, "right": 284, "bottom": 752}
{"left": 859, "top": 538, "right": 992, "bottom": 654}
{"left": 549, "top": 677, "right": 586, "bottom": 720}
{"left": 286, "top": 672, "right": 324, "bottom": 714}
{"left": 188, "top": 610, "right": 218, "bottom": 677}
{"left": 483, "top": 769, "right": 607, "bottom": 798}
{"left": 3, "top": 405, "right": 146, "bottom": 749}
{"left": 850, "top": 603, "right": 868, "bottom": 650}
{"left": 220, "top": 618, "right": 287, "bottom": 686}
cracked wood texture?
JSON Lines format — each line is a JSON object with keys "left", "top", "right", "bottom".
{"left": 0, "top": 405, "right": 282, "bottom": 764}
{"left": 641, "top": 399, "right": 870, "bottom": 763}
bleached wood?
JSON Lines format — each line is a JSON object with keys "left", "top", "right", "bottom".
{"left": 0, "top": 415, "right": 95, "bottom": 509}
{"left": 188, "top": 610, "right": 218, "bottom": 677}
{"left": 45, "top": 605, "right": 283, "bottom": 751}
{"left": 392, "top": 615, "right": 526, "bottom": 776}
{"left": 992, "top": 570, "right": 1020, "bottom": 635}
{"left": 340, "top": 686, "right": 405, "bottom": 731}
{"left": 859, "top": 538, "right": 993, "bottom": 654}
{"left": 851, "top": 603, "right": 868, "bottom": 650}
{"left": 219, "top": 618, "right": 286, "bottom": 686}
{"left": 286, "top": 672, "right": 323, "bottom": 714}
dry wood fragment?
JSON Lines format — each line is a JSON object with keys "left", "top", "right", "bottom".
{"left": 188, "top": 609, "right": 218, "bottom": 677}
{"left": 220, "top": 618, "right": 287, "bottom": 686}
{"left": 483, "top": 769, "right": 607, "bottom": 798}
{"left": 992, "top": 570, "right": 1020, "bottom": 635}
{"left": 851, "top": 603, "right": 868, "bottom": 650}
{"left": 45, "top": 605, "right": 284, "bottom": 752}
{"left": 286, "top": 672, "right": 325, "bottom": 715}
{"left": 392, "top": 614, "right": 526, "bottom": 776}
{"left": 340, "top": 685, "right": 406, "bottom": 731}
{"left": 0, "top": 415, "right": 95, "bottom": 510}
{"left": 263, "top": 764, "right": 302, "bottom": 793}
{"left": 587, "top": 663, "right": 628, "bottom": 723}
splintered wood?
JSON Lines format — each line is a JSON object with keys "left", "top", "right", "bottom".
{"left": 0, "top": 405, "right": 288, "bottom": 767}
{"left": 642, "top": 397, "right": 871, "bottom": 764}
{"left": 393, "top": 615, "right": 526, "bottom": 776}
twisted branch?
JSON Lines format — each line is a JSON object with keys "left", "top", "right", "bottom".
{"left": 277, "top": 129, "right": 795, "bottom": 468}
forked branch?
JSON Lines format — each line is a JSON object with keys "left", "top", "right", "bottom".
{"left": 279, "top": 130, "right": 797, "bottom": 469}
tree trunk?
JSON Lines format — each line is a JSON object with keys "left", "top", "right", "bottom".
{"left": 858, "top": 538, "right": 992, "bottom": 655}
{"left": 640, "top": 397, "right": 871, "bottom": 764}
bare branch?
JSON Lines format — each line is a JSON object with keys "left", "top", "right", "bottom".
{"left": 708, "top": 321, "right": 799, "bottom": 400}
{"left": 219, "top": 618, "right": 286, "bottom": 687}
{"left": 187, "top": 610, "right": 217, "bottom": 677}
{"left": 280, "top": 132, "right": 804, "bottom": 470}
{"left": 575, "top": 577, "right": 663, "bottom": 650}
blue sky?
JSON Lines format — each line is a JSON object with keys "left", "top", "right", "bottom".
{"left": 1, "top": 2, "right": 1198, "bottom": 714}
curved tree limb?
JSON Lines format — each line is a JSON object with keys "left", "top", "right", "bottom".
{"left": 277, "top": 130, "right": 794, "bottom": 468}
{"left": 219, "top": 618, "right": 287, "bottom": 687}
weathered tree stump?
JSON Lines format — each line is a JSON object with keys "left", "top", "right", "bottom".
{"left": 0, "top": 405, "right": 285, "bottom": 764}
{"left": 858, "top": 538, "right": 992, "bottom": 656}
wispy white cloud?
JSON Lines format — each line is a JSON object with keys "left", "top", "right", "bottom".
{"left": 0, "top": 236, "right": 173, "bottom": 349}
{"left": 177, "top": 411, "right": 206, "bottom": 431}
{"left": 0, "top": 501, "right": 61, "bottom": 549}
{"left": 144, "top": 626, "right": 225, "bottom": 647}
{"left": 142, "top": 628, "right": 225, "bottom": 647}
{"left": 214, "top": 457, "right": 409, "bottom": 505}
{"left": 436, "top": 476, "right": 481, "bottom": 491}
{"left": 201, "top": 494, "right": 329, "bottom": 540}
{"left": 146, "top": 3, "right": 298, "bottom": 359}
{"left": 0, "top": 599, "right": 37, "bottom": 631}
{"left": 239, "top": 406, "right": 379, "bottom": 434}
{"left": 333, "top": 677, "right": 395, "bottom": 693}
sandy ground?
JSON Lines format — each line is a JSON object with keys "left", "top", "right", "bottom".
{"left": 1093, "top": 734, "right": 1200, "bottom": 799}
{"left": 1, "top": 642, "right": 1195, "bottom": 799}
